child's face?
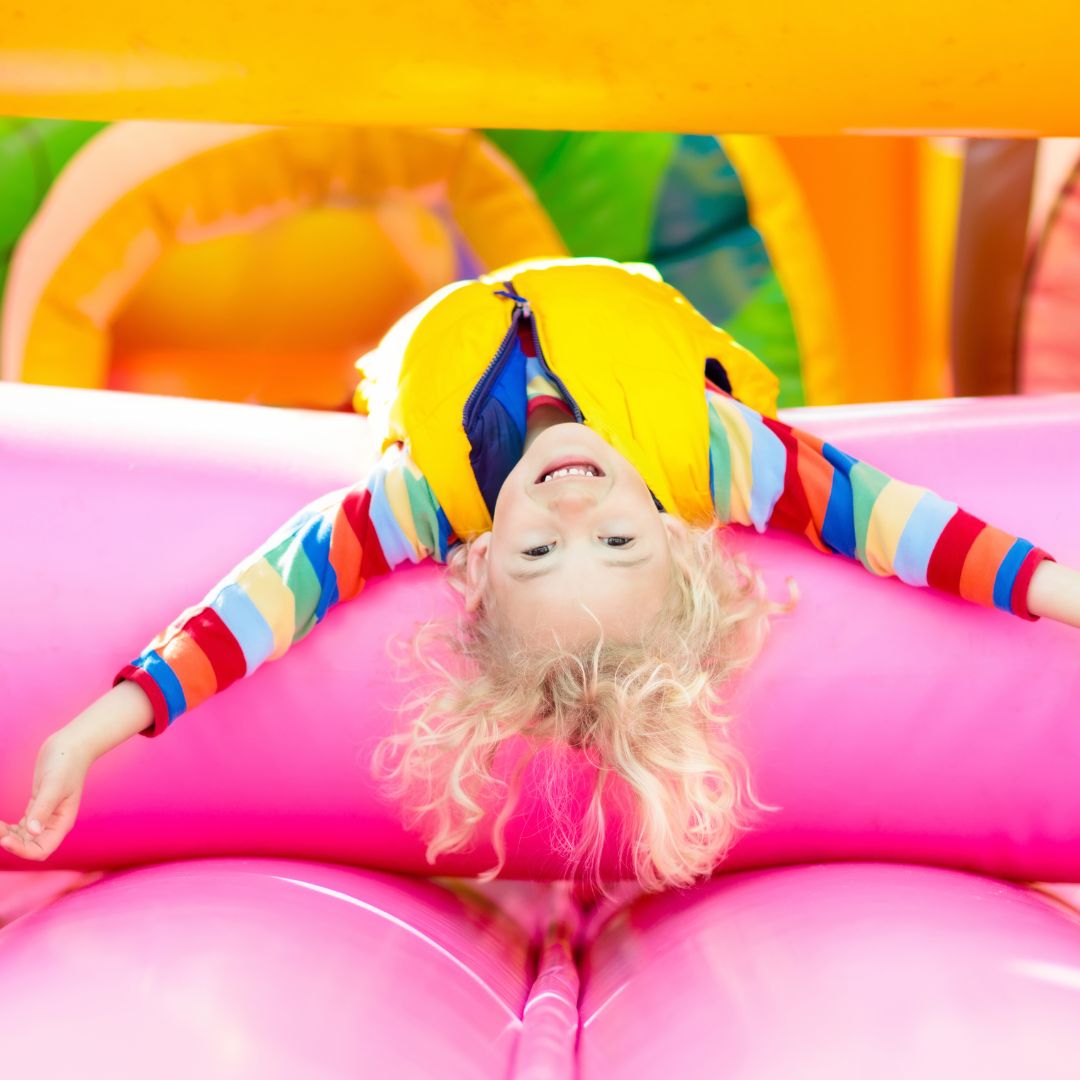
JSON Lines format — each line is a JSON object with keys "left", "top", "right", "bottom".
{"left": 464, "top": 425, "right": 677, "bottom": 645}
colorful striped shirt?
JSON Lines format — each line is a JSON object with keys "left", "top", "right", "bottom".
{"left": 119, "top": 385, "right": 1051, "bottom": 738}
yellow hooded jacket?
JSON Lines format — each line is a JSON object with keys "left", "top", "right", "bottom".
{"left": 356, "top": 258, "right": 779, "bottom": 540}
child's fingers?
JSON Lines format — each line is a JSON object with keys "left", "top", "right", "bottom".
{"left": 0, "top": 817, "right": 26, "bottom": 848}
{"left": 0, "top": 832, "right": 48, "bottom": 861}
{"left": 0, "top": 815, "right": 65, "bottom": 862}
{"left": 22, "top": 781, "right": 65, "bottom": 837}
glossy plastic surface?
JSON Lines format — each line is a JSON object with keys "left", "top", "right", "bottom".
{"left": 0, "top": 859, "right": 533, "bottom": 1079}
{"left": 5, "top": 861, "right": 1080, "bottom": 1077}
{"left": 1, "top": 384, "right": 1079, "bottom": 879}
{"left": 1, "top": 2, "right": 1078, "bottom": 135}
{"left": 579, "top": 864, "right": 1080, "bottom": 1079}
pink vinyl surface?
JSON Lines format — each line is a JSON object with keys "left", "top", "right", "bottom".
{"left": 0, "top": 859, "right": 533, "bottom": 1078}
{"left": 4, "top": 860, "right": 1080, "bottom": 1078}
{"left": 1, "top": 384, "right": 1079, "bottom": 880}
{"left": 579, "top": 864, "right": 1080, "bottom": 1079}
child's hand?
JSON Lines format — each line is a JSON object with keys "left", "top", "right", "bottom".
{"left": 1, "top": 681, "right": 153, "bottom": 862}
{"left": 0, "top": 733, "right": 92, "bottom": 862}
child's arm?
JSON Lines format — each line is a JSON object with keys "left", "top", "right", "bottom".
{"left": 1027, "top": 561, "right": 1080, "bottom": 627}
{"left": 1, "top": 443, "right": 451, "bottom": 861}
{"left": 118, "top": 442, "right": 452, "bottom": 738}
{"left": 707, "top": 389, "right": 1066, "bottom": 623}
{"left": 0, "top": 681, "right": 155, "bottom": 861}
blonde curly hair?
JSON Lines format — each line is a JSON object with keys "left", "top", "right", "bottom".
{"left": 372, "top": 520, "right": 784, "bottom": 892}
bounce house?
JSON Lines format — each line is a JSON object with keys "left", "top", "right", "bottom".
{"left": 3, "top": 3, "right": 1080, "bottom": 1078}
{"left": 0, "top": 119, "right": 841, "bottom": 409}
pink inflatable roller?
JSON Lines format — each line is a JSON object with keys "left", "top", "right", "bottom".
{"left": 0, "top": 859, "right": 537, "bottom": 1078}
{"left": 3, "top": 860, "right": 1080, "bottom": 1078}
{"left": 1, "top": 382, "right": 1079, "bottom": 880}
{"left": 579, "top": 864, "right": 1080, "bottom": 1079}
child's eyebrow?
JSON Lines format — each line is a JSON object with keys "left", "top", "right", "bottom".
{"left": 508, "top": 553, "right": 654, "bottom": 581}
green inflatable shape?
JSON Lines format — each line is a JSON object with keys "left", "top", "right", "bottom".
{"left": 490, "top": 130, "right": 805, "bottom": 407}
{"left": 0, "top": 119, "right": 105, "bottom": 248}
{"left": 486, "top": 130, "right": 676, "bottom": 263}
{"left": 720, "top": 272, "right": 804, "bottom": 408}
{"left": 0, "top": 118, "right": 105, "bottom": 369}
{"left": 650, "top": 135, "right": 804, "bottom": 406}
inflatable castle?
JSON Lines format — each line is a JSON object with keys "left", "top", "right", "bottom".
{"left": 2, "top": 2, "right": 1080, "bottom": 1076}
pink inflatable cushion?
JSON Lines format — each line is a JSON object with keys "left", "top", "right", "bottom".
{"left": 0, "top": 869, "right": 98, "bottom": 926}
{"left": 0, "top": 858, "right": 540, "bottom": 1079}
{"left": 1, "top": 384, "right": 1079, "bottom": 879}
{"left": 4, "top": 859, "right": 1080, "bottom": 1078}
{"left": 579, "top": 864, "right": 1080, "bottom": 1079}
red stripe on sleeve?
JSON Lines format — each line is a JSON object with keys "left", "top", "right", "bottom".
{"left": 926, "top": 509, "right": 984, "bottom": 597}
{"left": 114, "top": 665, "right": 169, "bottom": 738}
{"left": 1010, "top": 547, "right": 1056, "bottom": 620}
{"left": 182, "top": 608, "right": 247, "bottom": 691}
{"left": 760, "top": 416, "right": 811, "bottom": 537}
{"left": 342, "top": 487, "right": 392, "bottom": 579}
{"left": 527, "top": 395, "right": 573, "bottom": 417}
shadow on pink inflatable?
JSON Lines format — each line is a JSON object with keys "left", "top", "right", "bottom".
{"left": 2, "top": 384, "right": 1080, "bottom": 1076}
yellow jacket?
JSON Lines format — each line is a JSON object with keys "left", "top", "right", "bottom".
{"left": 356, "top": 258, "right": 779, "bottom": 538}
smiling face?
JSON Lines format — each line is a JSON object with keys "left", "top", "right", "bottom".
{"left": 464, "top": 424, "right": 677, "bottom": 646}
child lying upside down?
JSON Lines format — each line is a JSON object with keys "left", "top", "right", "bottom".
{"left": 3, "top": 258, "right": 1079, "bottom": 889}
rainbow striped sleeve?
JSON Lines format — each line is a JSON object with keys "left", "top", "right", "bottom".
{"left": 706, "top": 389, "right": 1053, "bottom": 618}
{"left": 117, "top": 443, "right": 453, "bottom": 738}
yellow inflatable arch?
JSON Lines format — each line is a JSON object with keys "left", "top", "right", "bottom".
{"left": 2, "top": 125, "right": 565, "bottom": 408}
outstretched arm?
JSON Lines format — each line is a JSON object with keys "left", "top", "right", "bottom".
{"left": 0, "top": 681, "right": 153, "bottom": 861}
{"left": 3, "top": 447, "right": 453, "bottom": 863}
{"left": 706, "top": 389, "right": 1069, "bottom": 623}
{"left": 118, "top": 443, "right": 453, "bottom": 737}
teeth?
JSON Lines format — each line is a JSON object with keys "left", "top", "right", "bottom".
{"left": 543, "top": 465, "right": 598, "bottom": 483}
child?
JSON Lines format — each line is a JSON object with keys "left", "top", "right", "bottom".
{"left": 3, "top": 258, "right": 1079, "bottom": 889}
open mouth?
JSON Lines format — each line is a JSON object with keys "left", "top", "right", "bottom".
{"left": 535, "top": 458, "right": 606, "bottom": 484}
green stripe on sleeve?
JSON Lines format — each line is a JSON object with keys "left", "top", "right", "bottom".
{"left": 262, "top": 532, "right": 321, "bottom": 643}
{"left": 850, "top": 462, "right": 891, "bottom": 570}
{"left": 707, "top": 397, "right": 733, "bottom": 523}
{"left": 402, "top": 468, "right": 442, "bottom": 557}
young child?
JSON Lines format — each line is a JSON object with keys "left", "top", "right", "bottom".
{"left": 3, "top": 258, "right": 1079, "bottom": 890}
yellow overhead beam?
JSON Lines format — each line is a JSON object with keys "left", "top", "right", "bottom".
{"left": 1, "top": 1, "right": 1078, "bottom": 135}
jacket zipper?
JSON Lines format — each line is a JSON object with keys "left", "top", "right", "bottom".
{"left": 461, "top": 303, "right": 525, "bottom": 429}
{"left": 522, "top": 304, "right": 585, "bottom": 423}
{"left": 462, "top": 281, "right": 585, "bottom": 427}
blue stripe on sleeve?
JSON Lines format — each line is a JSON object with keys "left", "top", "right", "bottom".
{"left": 820, "top": 443, "right": 857, "bottom": 559}
{"left": 732, "top": 399, "right": 787, "bottom": 531}
{"left": 993, "top": 539, "right": 1034, "bottom": 613}
{"left": 297, "top": 513, "right": 339, "bottom": 622}
{"left": 211, "top": 583, "right": 277, "bottom": 673}
{"left": 136, "top": 650, "right": 187, "bottom": 724}
{"left": 367, "top": 468, "right": 415, "bottom": 568}
{"left": 435, "top": 506, "right": 453, "bottom": 561}
{"left": 892, "top": 492, "right": 957, "bottom": 586}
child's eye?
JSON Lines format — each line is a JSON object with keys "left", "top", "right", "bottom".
{"left": 523, "top": 543, "right": 555, "bottom": 558}
{"left": 603, "top": 536, "right": 633, "bottom": 547}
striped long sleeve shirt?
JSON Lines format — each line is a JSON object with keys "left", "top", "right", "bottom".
{"left": 119, "top": 384, "right": 1051, "bottom": 738}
